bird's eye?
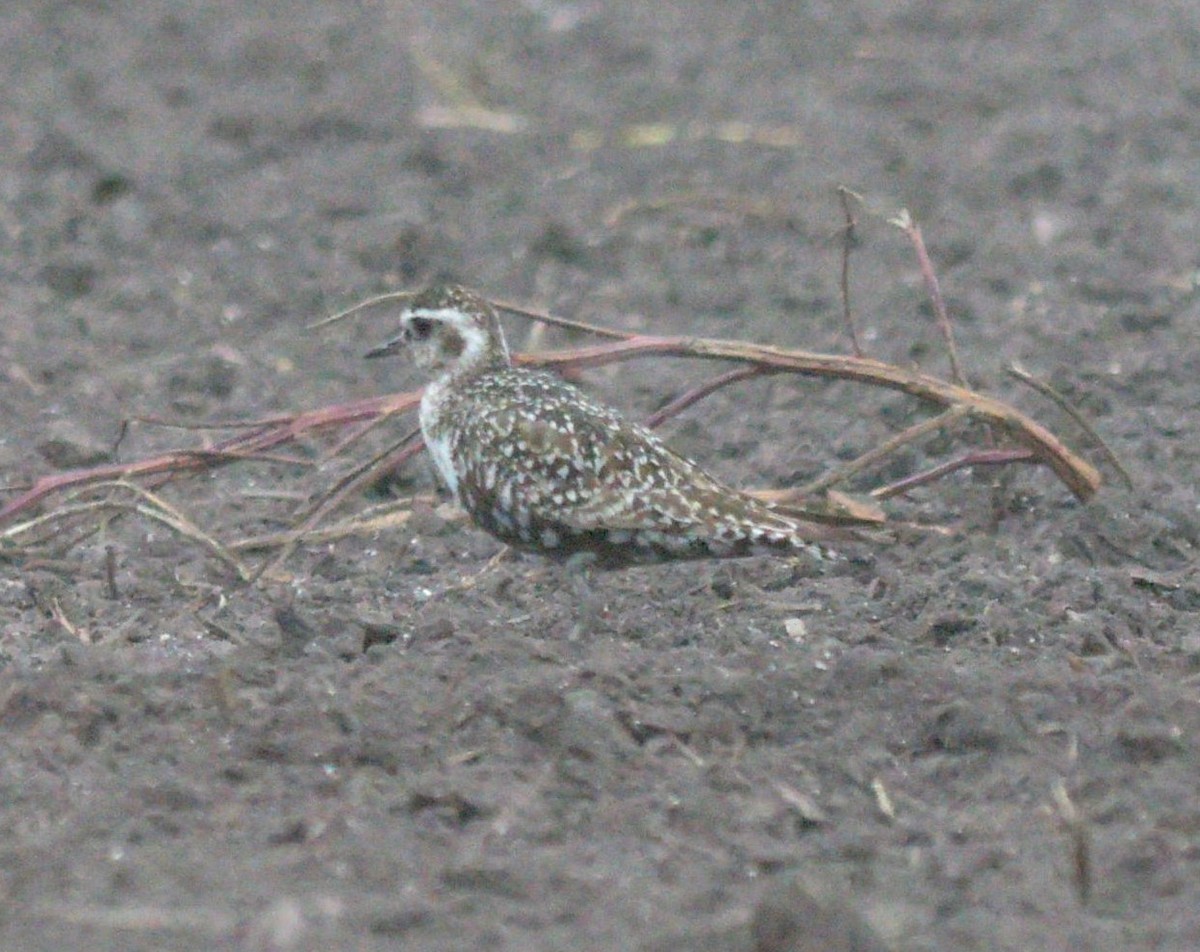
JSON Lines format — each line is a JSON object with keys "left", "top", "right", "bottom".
{"left": 407, "top": 316, "right": 435, "bottom": 340}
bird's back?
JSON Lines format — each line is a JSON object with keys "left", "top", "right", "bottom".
{"left": 422, "top": 365, "right": 835, "bottom": 566}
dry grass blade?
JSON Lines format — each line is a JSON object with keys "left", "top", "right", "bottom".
{"left": 2, "top": 499, "right": 120, "bottom": 544}
{"left": 252, "top": 426, "right": 424, "bottom": 581}
{"left": 49, "top": 596, "right": 90, "bottom": 643}
{"left": 409, "top": 44, "right": 529, "bottom": 133}
{"left": 602, "top": 192, "right": 790, "bottom": 229}
{"left": 131, "top": 413, "right": 293, "bottom": 431}
{"left": 1050, "top": 779, "right": 1092, "bottom": 907}
{"left": 747, "top": 487, "right": 887, "bottom": 526}
{"left": 231, "top": 498, "right": 433, "bottom": 552}
{"left": 3, "top": 481, "right": 252, "bottom": 581}
{"left": 134, "top": 498, "right": 250, "bottom": 581}
{"left": 305, "top": 290, "right": 416, "bottom": 331}
{"left": 870, "top": 776, "right": 896, "bottom": 822}
{"left": 570, "top": 120, "right": 803, "bottom": 153}
{"left": 104, "top": 481, "right": 253, "bottom": 581}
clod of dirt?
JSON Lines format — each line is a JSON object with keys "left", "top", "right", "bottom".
{"left": 36, "top": 420, "right": 112, "bottom": 469}
{"left": 751, "top": 877, "right": 890, "bottom": 952}
{"left": 920, "top": 699, "right": 1025, "bottom": 754}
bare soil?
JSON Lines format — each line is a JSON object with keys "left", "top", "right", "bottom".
{"left": 2, "top": 2, "right": 1199, "bottom": 950}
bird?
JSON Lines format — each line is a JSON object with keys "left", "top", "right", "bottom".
{"left": 365, "top": 285, "right": 843, "bottom": 569}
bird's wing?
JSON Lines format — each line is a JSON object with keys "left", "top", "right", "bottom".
{"left": 490, "top": 413, "right": 834, "bottom": 539}
{"left": 455, "top": 370, "right": 839, "bottom": 543}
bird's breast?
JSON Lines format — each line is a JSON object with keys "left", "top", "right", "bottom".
{"left": 418, "top": 379, "right": 461, "bottom": 498}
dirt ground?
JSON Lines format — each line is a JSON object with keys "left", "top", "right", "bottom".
{"left": 2, "top": 2, "right": 1200, "bottom": 950}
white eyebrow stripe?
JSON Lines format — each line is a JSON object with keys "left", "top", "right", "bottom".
{"left": 405, "top": 306, "right": 510, "bottom": 364}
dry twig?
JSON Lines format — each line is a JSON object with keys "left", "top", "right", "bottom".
{"left": 1008, "top": 363, "right": 1132, "bottom": 490}
{"left": 837, "top": 186, "right": 865, "bottom": 357}
{"left": 890, "top": 209, "right": 967, "bottom": 387}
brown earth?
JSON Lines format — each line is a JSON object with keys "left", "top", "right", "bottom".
{"left": 2, "top": 2, "right": 1199, "bottom": 950}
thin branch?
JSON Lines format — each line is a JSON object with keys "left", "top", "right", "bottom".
{"left": 523, "top": 335, "right": 1100, "bottom": 501}
{"left": 130, "top": 413, "right": 293, "bottom": 431}
{"left": 871, "top": 448, "right": 1039, "bottom": 500}
{"left": 491, "top": 299, "right": 632, "bottom": 341}
{"left": 643, "top": 366, "right": 767, "bottom": 429}
{"left": 0, "top": 391, "right": 419, "bottom": 523}
{"left": 890, "top": 209, "right": 967, "bottom": 387}
{"left": 1007, "top": 363, "right": 1133, "bottom": 490}
{"left": 800, "top": 405, "right": 971, "bottom": 496}
{"left": 320, "top": 404, "right": 410, "bottom": 462}
{"left": 837, "top": 186, "right": 865, "bottom": 357}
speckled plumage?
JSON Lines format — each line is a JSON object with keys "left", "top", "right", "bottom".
{"left": 367, "top": 286, "right": 838, "bottom": 568}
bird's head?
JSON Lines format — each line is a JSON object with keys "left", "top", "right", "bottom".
{"left": 365, "top": 285, "right": 511, "bottom": 376}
